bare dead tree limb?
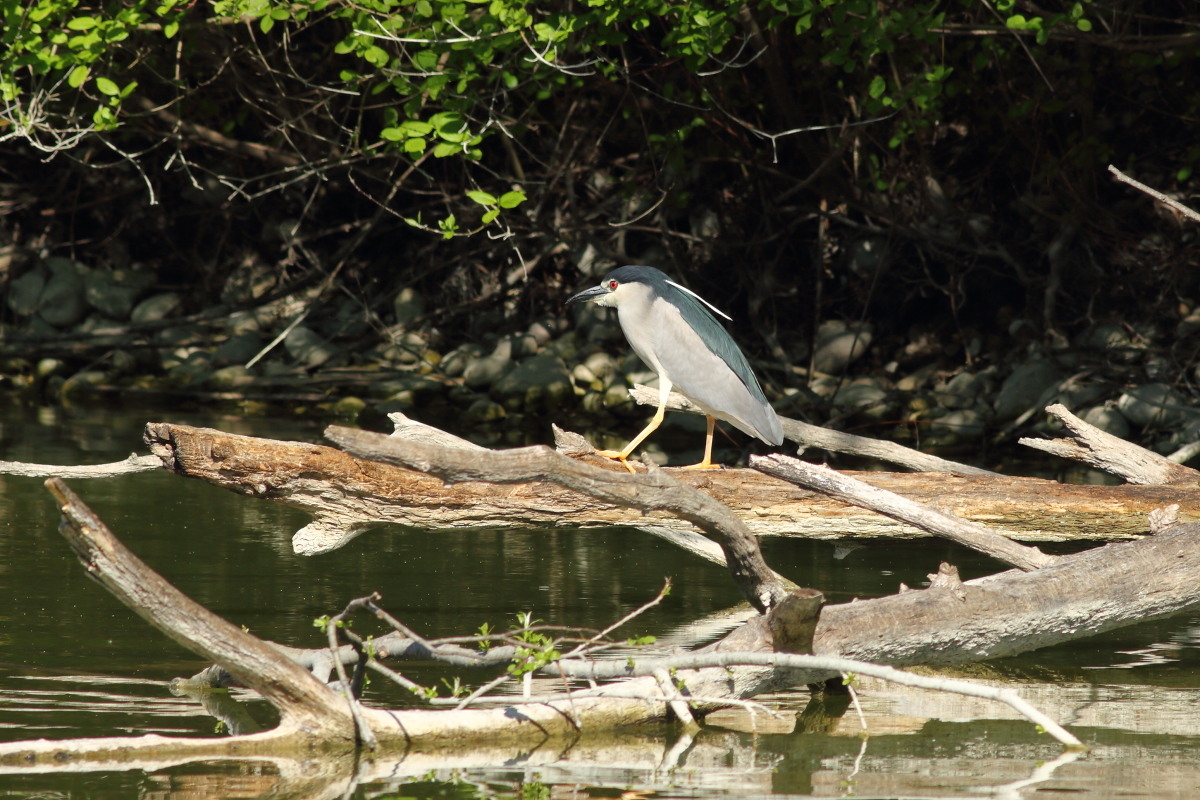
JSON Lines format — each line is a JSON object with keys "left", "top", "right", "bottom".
{"left": 44, "top": 477, "right": 356, "bottom": 741}
{"left": 750, "top": 454, "right": 1056, "bottom": 571}
{"left": 323, "top": 424, "right": 797, "bottom": 612}
{"left": 0, "top": 454, "right": 161, "bottom": 477}
{"left": 1020, "top": 403, "right": 1200, "bottom": 486}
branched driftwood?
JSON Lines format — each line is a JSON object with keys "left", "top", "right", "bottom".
{"left": 1020, "top": 403, "right": 1200, "bottom": 486}
{"left": 0, "top": 482, "right": 852, "bottom": 765}
{"left": 323, "top": 424, "right": 795, "bottom": 612}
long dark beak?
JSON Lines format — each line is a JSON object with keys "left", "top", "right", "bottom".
{"left": 566, "top": 285, "right": 608, "bottom": 306}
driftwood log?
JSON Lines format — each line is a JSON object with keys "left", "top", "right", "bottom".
{"left": 138, "top": 419, "right": 1200, "bottom": 559}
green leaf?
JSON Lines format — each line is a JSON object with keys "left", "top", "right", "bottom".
{"left": 432, "top": 141, "right": 461, "bottom": 157}
{"left": 402, "top": 138, "right": 426, "bottom": 155}
{"left": 363, "top": 45, "right": 389, "bottom": 67}
{"left": 399, "top": 120, "right": 432, "bottom": 136}
{"left": 481, "top": 208, "right": 500, "bottom": 224}
{"left": 95, "top": 76, "right": 120, "bottom": 96}
{"left": 497, "top": 189, "right": 526, "bottom": 208}
{"left": 1076, "top": 18, "right": 1092, "bottom": 32}
{"left": 163, "top": 20, "right": 179, "bottom": 38}
{"left": 67, "top": 65, "right": 89, "bottom": 88}
{"left": 259, "top": 14, "right": 274, "bottom": 33}
{"left": 66, "top": 16, "right": 98, "bottom": 31}
{"left": 466, "top": 190, "right": 497, "bottom": 205}
{"left": 868, "top": 75, "right": 887, "bottom": 99}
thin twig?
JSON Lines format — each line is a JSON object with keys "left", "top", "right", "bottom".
{"left": 327, "top": 596, "right": 378, "bottom": 750}
{"left": 1108, "top": 164, "right": 1200, "bottom": 223}
{"left": 558, "top": 579, "right": 671, "bottom": 660}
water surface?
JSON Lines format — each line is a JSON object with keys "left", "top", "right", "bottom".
{"left": 1, "top": 400, "right": 1198, "bottom": 798}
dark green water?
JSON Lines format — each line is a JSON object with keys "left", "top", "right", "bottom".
{"left": 2, "top": 401, "right": 1200, "bottom": 798}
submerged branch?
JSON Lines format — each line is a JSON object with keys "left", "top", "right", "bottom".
{"left": 44, "top": 477, "right": 356, "bottom": 740}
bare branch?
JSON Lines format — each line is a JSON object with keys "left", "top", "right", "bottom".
{"left": 751, "top": 454, "right": 1055, "bottom": 571}
{"left": 1020, "top": 403, "right": 1200, "bottom": 486}
{"left": 1108, "top": 164, "right": 1200, "bottom": 224}
{"left": 0, "top": 454, "right": 161, "bottom": 478}
{"left": 44, "top": 477, "right": 354, "bottom": 737}
{"left": 324, "top": 425, "right": 798, "bottom": 612}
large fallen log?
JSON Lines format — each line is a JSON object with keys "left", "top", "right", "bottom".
{"left": 142, "top": 421, "right": 1200, "bottom": 556}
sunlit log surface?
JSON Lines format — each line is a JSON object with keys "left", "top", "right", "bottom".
{"left": 144, "top": 421, "right": 1200, "bottom": 555}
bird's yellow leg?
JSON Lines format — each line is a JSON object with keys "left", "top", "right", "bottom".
{"left": 595, "top": 382, "right": 670, "bottom": 472}
{"left": 682, "top": 415, "right": 722, "bottom": 470}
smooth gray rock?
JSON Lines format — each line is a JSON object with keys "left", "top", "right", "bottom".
{"left": 1117, "top": 383, "right": 1194, "bottom": 428}
{"left": 932, "top": 408, "right": 987, "bottom": 442}
{"left": 83, "top": 267, "right": 153, "bottom": 319}
{"left": 213, "top": 332, "right": 266, "bottom": 366}
{"left": 7, "top": 264, "right": 47, "bottom": 317}
{"left": 936, "top": 371, "right": 987, "bottom": 410}
{"left": 572, "top": 363, "right": 602, "bottom": 391}
{"left": 507, "top": 332, "right": 541, "bottom": 359}
{"left": 130, "top": 292, "right": 183, "bottom": 324}
{"left": 993, "top": 360, "right": 1062, "bottom": 421}
{"left": 285, "top": 325, "right": 339, "bottom": 368}
{"left": 465, "top": 398, "right": 507, "bottom": 422}
{"left": 442, "top": 343, "right": 484, "bottom": 378}
{"left": 37, "top": 258, "right": 87, "bottom": 328}
{"left": 463, "top": 339, "right": 514, "bottom": 389}
{"left": 491, "top": 352, "right": 572, "bottom": 412}
{"left": 165, "top": 352, "right": 214, "bottom": 387}
{"left": 526, "top": 320, "right": 557, "bottom": 348}
{"left": 1082, "top": 405, "right": 1131, "bottom": 439}
{"left": 584, "top": 351, "right": 617, "bottom": 381}
{"left": 812, "top": 320, "right": 872, "bottom": 374}
{"left": 1056, "top": 376, "right": 1110, "bottom": 412}
{"left": 208, "top": 365, "right": 257, "bottom": 389}
{"left": 392, "top": 287, "right": 424, "bottom": 328}
{"left": 833, "top": 381, "right": 889, "bottom": 410}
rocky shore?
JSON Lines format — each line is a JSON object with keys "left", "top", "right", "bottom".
{"left": 3, "top": 250, "right": 1198, "bottom": 470}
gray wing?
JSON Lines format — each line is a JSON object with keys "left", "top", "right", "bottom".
{"left": 651, "top": 292, "right": 783, "bottom": 445}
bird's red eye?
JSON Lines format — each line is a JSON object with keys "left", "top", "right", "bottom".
{"left": 608, "top": 280, "right": 619, "bottom": 290}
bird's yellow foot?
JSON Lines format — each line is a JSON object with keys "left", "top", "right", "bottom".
{"left": 594, "top": 449, "right": 638, "bottom": 473}
{"left": 681, "top": 460, "right": 724, "bottom": 470}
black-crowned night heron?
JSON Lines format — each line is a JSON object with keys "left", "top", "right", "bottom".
{"left": 567, "top": 265, "right": 783, "bottom": 471}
